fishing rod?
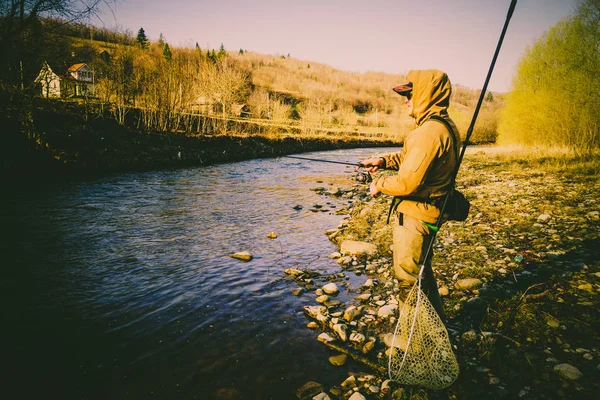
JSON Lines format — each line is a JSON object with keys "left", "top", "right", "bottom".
{"left": 281, "top": 155, "right": 372, "bottom": 183}
{"left": 422, "top": 0, "right": 518, "bottom": 318}
{"left": 282, "top": 154, "right": 365, "bottom": 168}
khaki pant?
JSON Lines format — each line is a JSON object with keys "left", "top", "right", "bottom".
{"left": 392, "top": 213, "right": 445, "bottom": 321}
{"left": 392, "top": 213, "right": 432, "bottom": 282}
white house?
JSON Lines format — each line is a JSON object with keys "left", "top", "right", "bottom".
{"left": 35, "top": 62, "right": 95, "bottom": 98}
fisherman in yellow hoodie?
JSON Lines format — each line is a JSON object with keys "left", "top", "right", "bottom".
{"left": 361, "top": 69, "right": 460, "bottom": 321}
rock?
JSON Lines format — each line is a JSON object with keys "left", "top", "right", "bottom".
{"left": 489, "top": 376, "right": 501, "bottom": 385}
{"left": 328, "top": 354, "right": 347, "bottom": 366}
{"left": 329, "top": 252, "right": 342, "bottom": 259}
{"left": 322, "top": 283, "right": 340, "bottom": 295}
{"left": 291, "top": 288, "right": 304, "bottom": 296}
{"left": 377, "top": 304, "right": 398, "bottom": 319}
{"left": 343, "top": 306, "right": 360, "bottom": 322}
{"left": 341, "top": 375, "right": 356, "bottom": 388}
{"left": 317, "top": 333, "right": 335, "bottom": 344}
{"left": 363, "top": 279, "right": 375, "bottom": 288}
{"left": 456, "top": 278, "right": 482, "bottom": 290}
{"left": 324, "top": 300, "right": 341, "bottom": 308}
{"left": 462, "top": 330, "right": 478, "bottom": 342}
{"left": 316, "top": 295, "right": 329, "bottom": 303}
{"left": 285, "top": 268, "right": 304, "bottom": 277}
{"left": 362, "top": 339, "right": 375, "bottom": 354}
{"left": 337, "top": 256, "right": 353, "bottom": 265}
{"left": 349, "top": 332, "right": 366, "bottom": 345}
{"left": 267, "top": 232, "right": 277, "bottom": 239}
{"left": 537, "top": 213, "right": 551, "bottom": 221}
{"left": 297, "top": 381, "right": 324, "bottom": 400}
{"left": 554, "top": 363, "right": 583, "bottom": 380}
{"left": 577, "top": 283, "right": 593, "bottom": 292}
{"left": 293, "top": 205, "right": 303, "bottom": 210}
{"left": 307, "top": 322, "right": 319, "bottom": 329}
{"left": 340, "top": 240, "right": 378, "bottom": 256}
{"left": 348, "top": 392, "right": 367, "bottom": 400}
{"left": 380, "top": 379, "right": 392, "bottom": 394}
{"left": 229, "top": 251, "right": 253, "bottom": 261}
{"left": 312, "top": 393, "right": 331, "bottom": 400}
{"left": 327, "top": 186, "right": 342, "bottom": 196}
{"left": 438, "top": 286, "right": 449, "bottom": 296}
{"left": 355, "top": 294, "right": 371, "bottom": 302}
{"left": 333, "top": 324, "right": 348, "bottom": 342}
{"left": 304, "top": 305, "right": 327, "bottom": 320}
{"left": 382, "top": 333, "right": 408, "bottom": 351}
{"left": 546, "top": 316, "right": 560, "bottom": 328}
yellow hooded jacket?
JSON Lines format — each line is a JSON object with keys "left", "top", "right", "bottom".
{"left": 374, "top": 69, "right": 460, "bottom": 223}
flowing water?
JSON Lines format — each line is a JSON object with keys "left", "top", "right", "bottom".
{"left": 1, "top": 147, "right": 398, "bottom": 399}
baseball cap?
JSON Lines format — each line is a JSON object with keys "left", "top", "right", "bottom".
{"left": 392, "top": 82, "right": 413, "bottom": 99}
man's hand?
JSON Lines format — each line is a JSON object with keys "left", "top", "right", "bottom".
{"left": 369, "top": 182, "right": 381, "bottom": 197}
{"left": 361, "top": 157, "right": 384, "bottom": 173}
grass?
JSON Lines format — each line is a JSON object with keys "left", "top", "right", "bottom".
{"left": 332, "top": 145, "right": 599, "bottom": 399}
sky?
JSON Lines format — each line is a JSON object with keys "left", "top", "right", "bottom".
{"left": 94, "top": 0, "right": 576, "bottom": 93}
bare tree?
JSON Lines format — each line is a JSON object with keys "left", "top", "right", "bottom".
{"left": 0, "top": 0, "right": 114, "bottom": 86}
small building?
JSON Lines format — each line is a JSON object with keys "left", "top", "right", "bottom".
{"left": 35, "top": 62, "right": 96, "bottom": 98}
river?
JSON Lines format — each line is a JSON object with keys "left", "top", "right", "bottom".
{"left": 1, "top": 147, "right": 398, "bottom": 399}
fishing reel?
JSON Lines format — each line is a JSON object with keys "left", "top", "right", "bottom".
{"left": 355, "top": 170, "right": 372, "bottom": 184}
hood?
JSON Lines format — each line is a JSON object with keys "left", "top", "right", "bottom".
{"left": 407, "top": 69, "right": 452, "bottom": 126}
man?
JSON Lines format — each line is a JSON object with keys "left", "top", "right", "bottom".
{"left": 361, "top": 69, "right": 460, "bottom": 320}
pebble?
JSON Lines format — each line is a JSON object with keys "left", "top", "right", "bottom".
{"left": 456, "top": 278, "right": 482, "bottom": 290}
{"left": 229, "top": 251, "right": 253, "bottom": 261}
{"left": 322, "top": 283, "right": 340, "bottom": 295}
{"left": 348, "top": 392, "right": 367, "bottom": 400}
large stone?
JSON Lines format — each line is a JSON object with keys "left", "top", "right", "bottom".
{"left": 340, "top": 240, "right": 378, "bottom": 256}
{"left": 554, "top": 363, "right": 583, "bottom": 380}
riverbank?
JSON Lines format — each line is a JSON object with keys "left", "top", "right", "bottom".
{"left": 0, "top": 97, "right": 398, "bottom": 181}
{"left": 289, "top": 146, "right": 599, "bottom": 399}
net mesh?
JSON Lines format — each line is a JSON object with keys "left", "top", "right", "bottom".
{"left": 388, "top": 278, "right": 459, "bottom": 390}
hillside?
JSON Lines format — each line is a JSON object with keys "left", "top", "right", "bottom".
{"left": 27, "top": 21, "right": 502, "bottom": 144}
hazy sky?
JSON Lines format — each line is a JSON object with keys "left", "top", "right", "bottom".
{"left": 96, "top": 0, "right": 575, "bottom": 92}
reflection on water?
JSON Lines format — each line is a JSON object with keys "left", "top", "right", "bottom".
{"left": 0, "top": 147, "right": 398, "bottom": 399}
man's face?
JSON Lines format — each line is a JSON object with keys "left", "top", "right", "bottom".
{"left": 405, "top": 96, "right": 413, "bottom": 115}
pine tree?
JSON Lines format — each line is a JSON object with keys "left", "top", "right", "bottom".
{"left": 163, "top": 43, "right": 172, "bottom": 62}
{"left": 137, "top": 27, "right": 149, "bottom": 49}
{"left": 159, "top": 33, "right": 165, "bottom": 46}
{"left": 218, "top": 43, "right": 226, "bottom": 58}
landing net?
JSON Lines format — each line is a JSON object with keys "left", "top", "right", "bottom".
{"left": 388, "top": 273, "right": 459, "bottom": 390}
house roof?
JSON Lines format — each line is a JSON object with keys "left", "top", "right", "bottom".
{"left": 67, "top": 63, "right": 87, "bottom": 72}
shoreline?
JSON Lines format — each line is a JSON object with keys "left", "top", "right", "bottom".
{"left": 290, "top": 146, "right": 599, "bottom": 399}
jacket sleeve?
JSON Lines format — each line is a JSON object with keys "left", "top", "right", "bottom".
{"left": 374, "top": 135, "right": 439, "bottom": 197}
{"left": 381, "top": 150, "right": 405, "bottom": 170}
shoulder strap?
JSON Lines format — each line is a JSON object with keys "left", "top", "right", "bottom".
{"left": 428, "top": 115, "right": 460, "bottom": 159}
